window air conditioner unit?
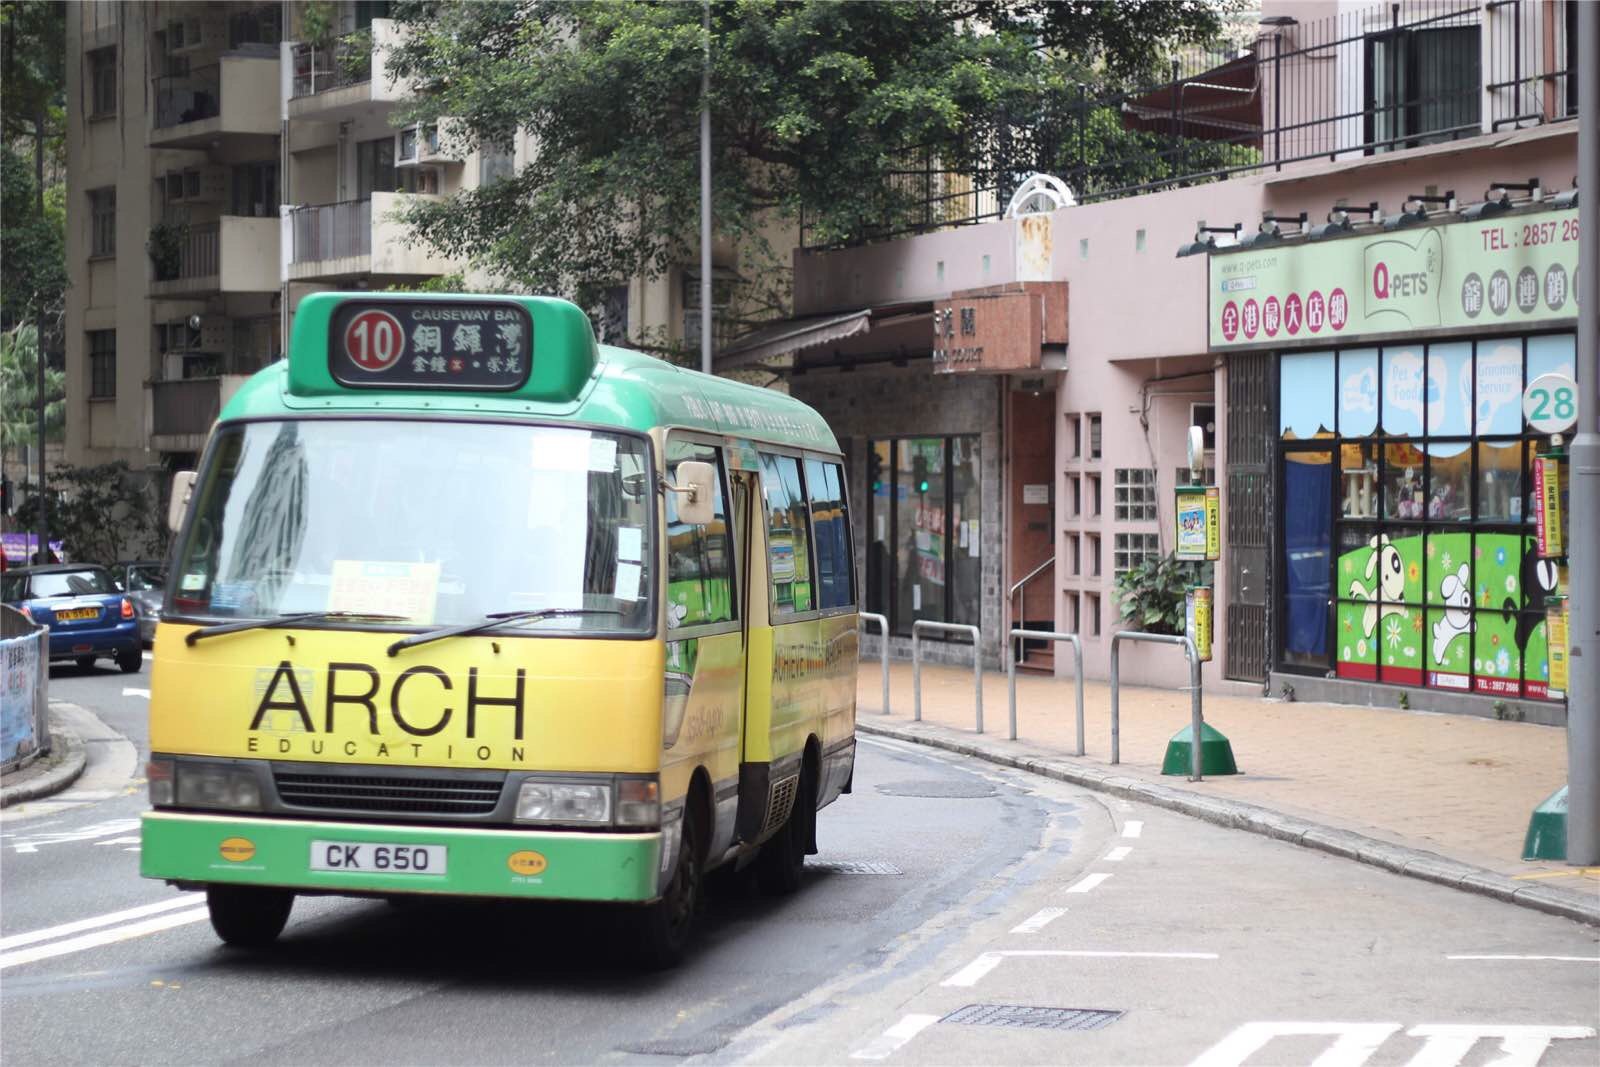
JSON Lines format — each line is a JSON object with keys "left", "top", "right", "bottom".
{"left": 396, "top": 123, "right": 461, "bottom": 167}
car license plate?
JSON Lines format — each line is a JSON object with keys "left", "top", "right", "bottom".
{"left": 57, "top": 607, "right": 99, "bottom": 621}
{"left": 309, "top": 841, "right": 446, "bottom": 875}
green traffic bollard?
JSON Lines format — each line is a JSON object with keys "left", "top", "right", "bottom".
{"left": 1161, "top": 721, "right": 1238, "bottom": 776}
{"left": 1522, "top": 785, "right": 1568, "bottom": 861}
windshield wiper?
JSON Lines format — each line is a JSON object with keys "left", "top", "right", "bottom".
{"left": 387, "top": 608, "right": 627, "bottom": 657}
{"left": 185, "top": 610, "right": 410, "bottom": 647}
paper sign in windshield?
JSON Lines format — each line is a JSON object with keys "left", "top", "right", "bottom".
{"left": 328, "top": 561, "right": 441, "bottom": 623}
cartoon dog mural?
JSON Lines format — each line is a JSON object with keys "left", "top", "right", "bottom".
{"left": 1503, "top": 549, "right": 1560, "bottom": 654}
{"left": 1431, "top": 562, "right": 1473, "bottom": 663}
{"left": 1348, "top": 533, "right": 1406, "bottom": 639}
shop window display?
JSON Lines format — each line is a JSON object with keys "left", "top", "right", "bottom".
{"left": 1282, "top": 334, "right": 1575, "bottom": 700}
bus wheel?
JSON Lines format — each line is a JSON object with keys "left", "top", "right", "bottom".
{"left": 206, "top": 885, "right": 294, "bottom": 948}
{"left": 634, "top": 811, "right": 703, "bottom": 969}
{"left": 756, "top": 764, "right": 813, "bottom": 897}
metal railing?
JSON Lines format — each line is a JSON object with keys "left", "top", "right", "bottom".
{"left": 151, "top": 378, "right": 225, "bottom": 438}
{"left": 858, "top": 612, "right": 890, "bottom": 715}
{"left": 153, "top": 64, "right": 220, "bottom": 128}
{"left": 801, "top": 0, "right": 1578, "bottom": 250}
{"left": 1008, "top": 556, "right": 1055, "bottom": 628}
{"left": 1109, "top": 631, "right": 1205, "bottom": 781}
{"left": 911, "top": 620, "right": 982, "bottom": 730}
{"left": 290, "top": 31, "right": 373, "bottom": 97}
{"left": 288, "top": 199, "right": 372, "bottom": 264}
{"left": 1006, "top": 629, "right": 1084, "bottom": 753}
{"left": 153, "top": 222, "right": 220, "bottom": 282}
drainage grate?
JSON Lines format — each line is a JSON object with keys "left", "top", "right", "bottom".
{"left": 942, "top": 1005, "right": 1123, "bottom": 1031}
{"left": 805, "top": 859, "right": 903, "bottom": 875}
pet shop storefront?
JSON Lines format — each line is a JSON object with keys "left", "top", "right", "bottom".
{"left": 1209, "top": 202, "right": 1579, "bottom": 717}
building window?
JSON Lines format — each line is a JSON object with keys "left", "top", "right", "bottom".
{"left": 805, "top": 458, "right": 854, "bottom": 610}
{"left": 89, "top": 188, "right": 116, "bottom": 256}
{"left": 682, "top": 270, "right": 737, "bottom": 352}
{"left": 229, "top": 5, "right": 284, "bottom": 47}
{"left": 1087, "top": 414, "right": 1102, "bottom": 459}
{"left": 866, "top": 436, "right": 982, "bottom": 637}
{"left": 1365, "top": 20, "right": 1481, "bottom": 152}
{"left": 1068, "top": 534, "right": 1080, "bottom": 576}
{"left": 1066, "top": 474, "right": 1081, "bottom": 518}
{"left": 1065, "top": 414, "right": 1081, "bottom": 459}
{"left": 88, "top": 47, "right": 117, "bottom": 118}
{"left": 1114, "top": 532, "right": 1161, "bottom": 576}
{"left": 88, "top": 330, "right": 116, "bottom": 398}
{"left": 599, "top": 285, "right": 629, "bottom": 344}
{"left": 1174, "top": 467, "right": 1217, "bottom": 487}
{"left": 665, "top": 440, "right": 735, "bottom": 628}
{"left": 1114, "top": 468, "right": 1158, "bottom": 521}
{"left": 1280, "top": 334, "right": 1575, "bottom": 702}
{"left": 1066, "top": 593, "right": 1080, "bottom": 633}
{"left": 1087, "top": 592, "right": 1101, "bottom": 636}
{"left": 231, "top": 161, "right": 277, "bottom": 217}
{"left": 356, "top": 137, "right": 397, "bottom": 197}
{"left": 1087, "top": 533, "right": 1101, "bottom": 577}
{"left": 1088, "top": 473, "right": 1101, "bottom": 516}
{"left": 479, "top": 142, "right": 515, "bottom": 185}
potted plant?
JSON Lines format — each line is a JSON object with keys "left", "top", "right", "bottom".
{"left": 146, "top": 222, "right": 186, "bottom": 281}
{"left": 1113, "top": 553, "right": 1214, "bottom": 685}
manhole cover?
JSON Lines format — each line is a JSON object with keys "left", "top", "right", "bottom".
{"left": 876, "top": 779, "right": 997, "bottom": 799}
{"left": 805, "top": 860, "right": 903, "bottom": 875}
{"left": 942, "top": 1005, "right": 1123, "bottom": 1031}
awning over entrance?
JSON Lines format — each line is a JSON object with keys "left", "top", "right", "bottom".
{"left": 1120, "top": 53, "right": 1262, "bottom": 146}
{"left": 716, "top": 302, "right": 933, "bottom": 371}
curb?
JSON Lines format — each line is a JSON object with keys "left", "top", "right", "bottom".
{"left": 858, "top": 718, "right": 1600, "bottom": 928}
{"left": 0, "top": 730, "right": 88, "bottom": 808}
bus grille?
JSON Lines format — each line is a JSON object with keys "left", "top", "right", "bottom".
{"left": 273, "top": 771, "right": 505, "bottom": 815}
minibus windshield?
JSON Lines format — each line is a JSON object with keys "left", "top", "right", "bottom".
{"left": 168, "top": 419, "right": 653, "bottom": 634}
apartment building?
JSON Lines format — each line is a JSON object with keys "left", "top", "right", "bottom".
{"left": 721, "top": 0, "right": 1581, "bottom": 724}
{"left": 63, "top": 0, "right": 739, "bottom": 487}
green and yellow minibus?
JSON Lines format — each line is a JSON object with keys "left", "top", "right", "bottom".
{"left": 141, "top": 293, "right": 858, "bottom": 965}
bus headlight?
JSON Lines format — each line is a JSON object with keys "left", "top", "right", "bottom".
{"left": 514, "top": 779, "right": 612, "bottom": 825}
{"left": 175, "top": 762, "right": 263, "bottom": 811}
{"left": 615, "top": 779, "right": 660, "bottom": 827}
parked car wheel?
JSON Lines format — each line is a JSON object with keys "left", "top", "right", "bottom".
{"left": 117, "top": 647, "right": 142, "bottom": 673}
{"left": 75, "top": 655, "right": 97, "bottom": 672}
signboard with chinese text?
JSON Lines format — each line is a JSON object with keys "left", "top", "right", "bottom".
{"left": 1175, "top": 485, "right": 1220, "bottom": 561}
{"left": 329, "top": 299, "right": 533, "bottom": 390}
{"left": 1209, "top": 207, "right": 1579, "bottom": 350}
{"left": 932, "top": 282, "right": 1066, "bottom": 374}
{"left": 1546, "top": 597, "right": 1569, "bottom": 696}
{"left": 1534, "top": 454, "right": 1565, "bottom": 558}
{"left": 1185, "top": 586, "right": 1213, "bottom": 662}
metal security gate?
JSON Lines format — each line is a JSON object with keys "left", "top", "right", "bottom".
{"left": 1224, "top": 352, "right": 1272, "bottom": 683}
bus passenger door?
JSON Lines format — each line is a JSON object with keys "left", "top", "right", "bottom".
{"left": 732, "top": 467, "right": 779, "bottom": 846}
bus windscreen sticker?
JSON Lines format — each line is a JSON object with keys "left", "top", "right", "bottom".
{"left": 329, "top": 300, "right": 533, "bottom": 391}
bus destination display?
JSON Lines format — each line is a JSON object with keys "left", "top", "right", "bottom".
{"left": 329, "top": 300, "right": 534, "bottom": 390}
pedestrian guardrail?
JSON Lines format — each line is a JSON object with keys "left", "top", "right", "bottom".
{"left": 1, "top": 605, "right": 49, "bottom": 772}
{"left": 911, "top": 620, "right": 982, "bottom": 730}
{"left": 1006, "top": 629, "right": 1085, "bottom": 754}
{"left": 1109, "top": 630, "right": 1204, "bottom": 780}
{"left": 858, "top": 612, "right": 890, "bottom": 715}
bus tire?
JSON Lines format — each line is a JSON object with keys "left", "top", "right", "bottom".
{"left": 634, "top": 811, "right": 703, "bottom": 969}
{"left": 756, "top": 763, "right": 813, "bottom": 897}
{"left": 206, "top": 885, "right": 294, "bottom": 948}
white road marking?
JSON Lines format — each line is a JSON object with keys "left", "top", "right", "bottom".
{"left": 121, "top": 687, "right": 150, "bottom": 699}
{"left": 91, "top": 836, "right": 142, "bottom": 846}
{"left": 1009, "top": 906, "right": 1067, "bottom": 934}
{"left": 1122, "top": 820, "right": 1143, "bottom": 838}
{"left": 1403, "top": 1024, "right": 1596, "bottom": 1067}
{"left": 5, "top": 818, "right": 141, "bottom": 853}
{"left": 0, "top": 894, "right": 202, "bottom": 952}
{"left": 1446, "top": 954, "right": 1600, "bottom": 962}
{"left": 942, "top": 949, "right": 1218, "bottom": 987}
{"left": 850, "top": 1014, "right": 940, "bottom": 1061}
{"left": 0, "top": 906, "right": 210, "bottom": 970}
{"left": 1105, "top": 846, "right": 1132, "bottom": 862}
{"left": 1066, "top": 872, "right": 1112, "bottom": 893}
{"left": 1191, "top": 1022, "right": 1401, "bottom": 1067}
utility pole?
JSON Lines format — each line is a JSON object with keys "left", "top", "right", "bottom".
{"left": 699, "top": 0, "right": 713, "bottom": 376}
{"left": 34, "top": 97, "right": 50, "bottom": 565}
{"left": 1566, "top": 0, "right": 1599, "bottom": 866}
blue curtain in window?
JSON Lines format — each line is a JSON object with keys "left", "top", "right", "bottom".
{"left": 1284, "top": 459, "right": 1332, "bottom": 656}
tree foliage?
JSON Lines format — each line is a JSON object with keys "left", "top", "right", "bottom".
{"left": 1, "top": 324, "right": 65, "bottom": 454}
{"left": 1, "top": 0, "right": 67, "bottom": 329}
{"left": 10, "top": 462, "right": 164, "bottom": 566}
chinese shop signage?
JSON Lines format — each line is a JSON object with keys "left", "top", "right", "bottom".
{"left": 329, "top": 299, "right": 533, "bottom": 390}
{"left": 1209, "top": 207, "right": 1579, "bottom": 350}
{"left": 932, "top": 282, "right": 1067, "bottom": 374}
{"left": 1174, "top": 485, "right": 1220, "bottom": 561}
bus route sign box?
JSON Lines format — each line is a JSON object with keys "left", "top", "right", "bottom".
{"left": 1533, "top": 453, "right": 1565, "bottom": 558}
{"left": 1185, "top": 586, "right": 1213, "bottom": 662}
{"left": 329, "top": 299, "right": 534, "bottom": 391}
{"left": 1175, "top": 486, "right": 1221, "bottom": 561}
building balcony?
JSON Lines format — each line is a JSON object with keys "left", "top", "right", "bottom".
{"left": 149, "top": 53, "right": 280, "bottom": 149}
{"left": 147, "top": 375, "right": 253, "bottom": 453}
{"left": 149, "top": 217, "right": 280, "bottom": 298}
{"left": 286, "top": 192, "right": 453, "bottom": 282}
{"left": 288, "top": 19, "right": 407, "bottom": 122}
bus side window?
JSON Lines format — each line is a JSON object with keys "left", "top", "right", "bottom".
{"left": 664, "top": 440, "right": 734, "bottom": 628}
{"left": 758, "top": 453, "right": 814, "bottom": 615}
{"left": 804, "top": 458, "right": 853, "bottom": 610}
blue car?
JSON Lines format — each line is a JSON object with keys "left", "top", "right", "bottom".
{"left": 1, "top": 563, "right": 143, "bottom": 673}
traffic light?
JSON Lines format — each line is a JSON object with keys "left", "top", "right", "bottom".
{"left": 912, "top": 453, "right": 929, "bottom": 495}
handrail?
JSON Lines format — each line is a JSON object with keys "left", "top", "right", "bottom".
{"left": 911, "top": 620, "right": 982, "bottom": 731}
{"left": 858, "top": 612, "right": 890, "bottom": 715}
{"left": 1008, "top": 556, "right": 1055, "bottom": 601}
{"left": 1006, "top": 629, "right": 1085, "bottom": 753}
{"left": 1109, "top": 630, "right": 1204, "bottom": 781}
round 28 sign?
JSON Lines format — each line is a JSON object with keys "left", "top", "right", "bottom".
{"left": 1522, "top": 373, "right": 1578, "bottom": 435}
{"left": 343, "top": 308, "right": 406, "bottom": 372}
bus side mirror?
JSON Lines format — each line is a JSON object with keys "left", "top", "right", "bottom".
{"left": 671, "top": 461, "right": 716, "bottom": 526}
{"left": 168, "top": 471, "right": 197, "bottom": 533}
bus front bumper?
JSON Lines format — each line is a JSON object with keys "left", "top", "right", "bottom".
{"left": 140, "top": 812, "right": 664, "bottom": 902}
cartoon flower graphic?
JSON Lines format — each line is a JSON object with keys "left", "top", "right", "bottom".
{"left": 1475, "top": 544, "right": 1483, "bottom": 559}
{"left": 1497, "top": 649, "right": 1511, "bottom": 674}
{"left": 1357, "top": 638, "right": 1368, "bottom": 658}
{"left": 1407, "top": 561, "right": 1420, "bottom": 583}
{"left": 1413, "top": 614, "right": 1423, "bottom": 632}
{"left": 1441, "top": 551, "right": 1453, "bottom": 572}
{"left": 1343, "top": 645, "right": 1352, "bottom": 660}
{"left": 1505, "top": 575, "right": 1517, "bottom": 593}
{"left": 1496, "top": 546, "right": 1508, "bottom": 566}
{"left": 1426, "top": 541, "right": 1436, "bottom": 558}
{"left": 1474, "top": 658, "right": 1483, "bottom": 671}
{"left": 1386, "top": 616, "right": 1403, "bottom": 649}
{"left": 1491, "top": 633, "right": 1501, "bottom": 646}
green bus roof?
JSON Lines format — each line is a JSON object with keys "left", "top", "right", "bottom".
{"left": 218, "top": 292, "right": 838, "bottom": 454}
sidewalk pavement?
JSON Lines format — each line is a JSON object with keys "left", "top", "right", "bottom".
{"left": 0, "top": 706, "right": 87, "bottom": 808}
{"left": 857, "top": 660, "right": 1600, "bottom": 925}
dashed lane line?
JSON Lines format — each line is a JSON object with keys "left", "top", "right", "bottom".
{"left": 0, "top": 894, "right": 202, "bottom": 954}
{"left": 942, "top": 949, "right": 1219, "bottom": 988}
{"left": 1445, "top": 954, "right": 1600, "bottom": 962}
{"left": 0, "top": 907, "right": 212, "bottom": 970}
{"left": 1122, "top": 820, "right": 1143, "bottom": 838}
{"left": 1105, "top": 846, "right": 1132, "bottom": 862}
{"left": 849, "top": 1014, "right": 941, "bottom": 1061}
{"left": 1009, "top": 907, "right": 1068, "bottom": 934}
{"left": 1066, "top": 872, "right": 1112, "bottom": 893}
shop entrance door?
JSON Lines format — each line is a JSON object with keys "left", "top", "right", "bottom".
{"left": 1280, "top": 446, "right": 1335, "bottom": 673}
{"left": 1008, "top": 388, "right": 1056, "bottom": 669}
{"left": 1225, "top": 352, "right": 1272, "bottom": 681}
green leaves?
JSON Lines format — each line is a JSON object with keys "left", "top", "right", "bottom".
{"left": 1114, "top": 553, "right": 1213, "bottom": 637}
